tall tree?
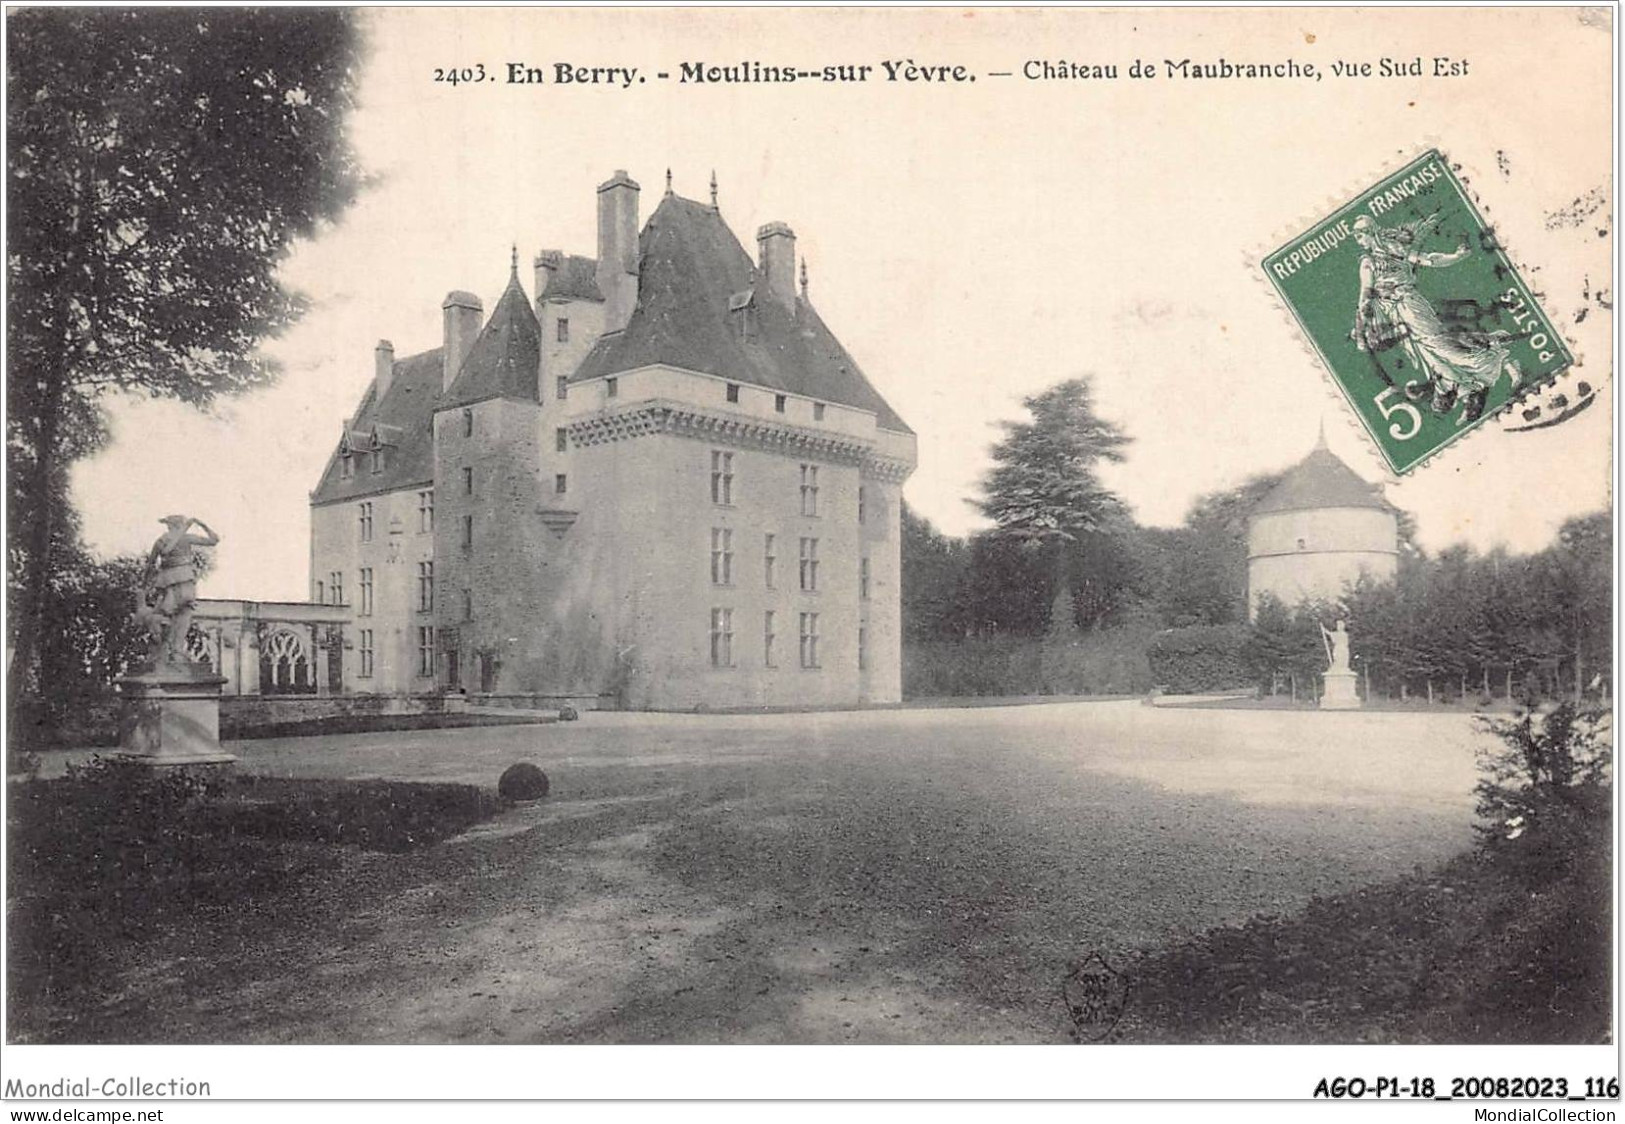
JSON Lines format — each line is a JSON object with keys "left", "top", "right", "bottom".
{"left": 974, "top": 378, "right": 1130, "bottom": 633}
{"left": 1156, "top": 471, "right": 1286, "bottom": 626}
{"left": 899, "top": 501, "right": 968, "bottom": 640}
{"left": 7, "top": 9, "right": 365, "bottom": 693}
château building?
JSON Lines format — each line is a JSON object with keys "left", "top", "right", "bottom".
{"left": 306, "top": 170, "right": 916, "bottom": 709}
{"left": 1246, "top": 430, "right": 1399, "bottom": 617}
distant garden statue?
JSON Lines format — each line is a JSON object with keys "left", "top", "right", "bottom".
{"left": 135, "top": 515, "right": 218, "bottom": 670}
{"left": 1319, "top": 619, "right": 1351, "bottom": 674}
{"left": 1318, "top": 619, "right": 1360, "bottom": 710}
{"left": 117, "top": 514, "right": 234, "bottom": 766}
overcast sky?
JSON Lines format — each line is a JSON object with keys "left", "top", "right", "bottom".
{"left": 69, "top": 8, "right": 1612, "bottom": 600}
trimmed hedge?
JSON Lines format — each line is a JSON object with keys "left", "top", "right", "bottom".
{"left": 904, "top": 626, "right": 1156, "bottom": 698}
{"left": 1145, "top": 624, "right": 1253, "bottom": 694}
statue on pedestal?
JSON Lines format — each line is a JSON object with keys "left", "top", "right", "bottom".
{"left": 119, "top": 515, "right": 234, "bottom": 766}
{"left": 135, "top": 515, "right": 218, "bottom": 671}
{"left": 1318, "top": 619, "right": 1361, "bottom": 710}
{"left": 1319, "top": 619, "right": 1351, "bottom": 674}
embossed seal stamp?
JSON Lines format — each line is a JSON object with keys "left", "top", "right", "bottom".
{"left": 1061, "top": 951, "right": 1129, "bottom": 1042}
{"left": 1262, "top": 150, "right": 1573, "bottom": 473}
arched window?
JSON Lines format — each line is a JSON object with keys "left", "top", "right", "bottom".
{"left": 259, "top": 629, "right": 314, "bottom": 695}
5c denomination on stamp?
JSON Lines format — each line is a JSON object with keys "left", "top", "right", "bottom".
{"left": 1263, "top": 149, "right": 1573, "bottom": 474}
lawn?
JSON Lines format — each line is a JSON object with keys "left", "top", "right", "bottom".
{"left": 6, "top": 700, "right": 1521, "bottom": 1043}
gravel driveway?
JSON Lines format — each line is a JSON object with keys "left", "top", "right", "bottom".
{"left": 88, "top": 700, "right": 1486, "bottom": 1043}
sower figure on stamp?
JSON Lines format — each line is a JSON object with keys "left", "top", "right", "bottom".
{"left": 1351, "top": 213, "right": 1522, "bottom": 425}
{"left": 137, "top": 515, "right": 219, "bottom": 668}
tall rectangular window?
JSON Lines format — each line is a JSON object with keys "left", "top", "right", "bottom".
{"left": 859, "top": 625, "right": 869, "bottom": 671}
{"left": 329, "top": 571, "right": 343, "bottom": 605}
{"left": 418, "top": 627, "right": 435, "bottom": 678}
{"left": 340, "top": 453, "right": 354, "bottom": 480}
{"left": 462, "top": 588, "right": 473, "bottom": 621}
{"left": 556, "top": 428, "right": 568, "bottom": 453}
{"left": 418, "top": 561, "right": 434, "bottom": 612}
{"left": 315, "top": 580, "right": 325, "bottom": 604}
{"left": 606, "top": 377, "right": 618, "bottom": 398}
{"left": 860, "top": 556, "right": 871, "bottom": 601}
{"left": 462, "top": 409, "right": 474, "bottom": 438}
{"left": 557, "top": 375, "right": 568, "bottom": 400}
{"left": 555, "top": 473, "right": 568, "bottom": 495}
{"left": 711, "top": 527, "right": 733, "bottom": 585}
{"left": 557, "top": 318, "right": 570, "bottom": 343}
{"left": 858, "top": 485, "right": 867, "bottom": 525}
{"left": 358, "top": 501, "right": 374, "bottom": 542}
{"left": 775, "top": 394, "right": 787, "bottom": 414}
{"left": 799, "top": 612, "right": 820, "bottom": 669}
{"left": 359, "top": 629, "right": 374, "bottom": 678}
{"left": 359, "top": 567, "right": 374, "bottom": 616}
{"left": 764, "top": 611, "right": 777, "bottom": 667}
{"left": 461, "top": 514, "right": 473, "bottom": 549}
{"left": 709, "top": 608, "right": 734, "bottom": 668}
{"left": 419, "top": 489, "right": 434, "bottom": 532}
{"left": 799, "top": 464, "right": 819, "bottom": 516}
{"left": 711, "top": 450, "right": 734, "bottom": 505}
{"left": 462, "top": 466, "right": 474, "bottom": 495}
{"left": 370, "top": 447, "right": 385, "bottom": 475}
{"left": 764, "top": 533, "right": 777, "bottom": 588}
{"left": 799, "top": 537, "right": 819, "bottom": 592}
{"left": 726, "top": 383, "right": 740, "bottom": 403}
{"left": 813, "top": 402, "right": 826, "bottom": 421}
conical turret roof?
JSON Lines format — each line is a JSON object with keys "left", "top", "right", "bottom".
{"left": 1252, "top": 434, "right": 1391, "bottom": 515}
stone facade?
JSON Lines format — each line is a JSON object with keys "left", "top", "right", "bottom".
{"left": 309, "top": 169, "right": 916, "bottom": 708}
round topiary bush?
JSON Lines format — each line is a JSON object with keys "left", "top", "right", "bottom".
{"left": 558, "top": 704, "right": 579, "bottom": 722}
{"left": 497, "top": 762, "right": 550, "bottom": 802}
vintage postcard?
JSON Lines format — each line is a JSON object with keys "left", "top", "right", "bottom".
{"left": 2, "top": 4, "right": 1614, "bottom": 1113}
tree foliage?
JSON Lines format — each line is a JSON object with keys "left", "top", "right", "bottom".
{"left": 976, "top": 377, "right": 1130, "bottom": 549}
{"left": 7, "top": 8, "right": 366, "bottom": 692}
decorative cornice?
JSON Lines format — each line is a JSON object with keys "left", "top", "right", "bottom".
{"left": 567, "top": 400, "right": 880, "bottom": 465}
{"left": 860, "top": 453, "right": 915, "bottom": 484}
{"left": 538, "top": 507, "right": 579, "bottom": 537}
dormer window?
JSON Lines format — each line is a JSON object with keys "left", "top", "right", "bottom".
{"left": 340, "top": 451, "right": 354, "bottom": 480}
{"left": 728, "top": 291, "right": 756, "bottom": 342}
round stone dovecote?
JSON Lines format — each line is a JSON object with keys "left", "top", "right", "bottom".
{"left": 1246, "top": 435, "right": 1399, "bottom": 617}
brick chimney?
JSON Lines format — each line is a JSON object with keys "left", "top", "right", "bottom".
{"left": 441, "top": 290, "right": 483, "bottom": 392}
{"left": 374, "top": 339, "right": 395, "bottom": 402}
{"left": 596, "top": 170, "right": 640, "bottom": 332}
{"left": 757, "top": 222, "right": 797, "bottom": 309}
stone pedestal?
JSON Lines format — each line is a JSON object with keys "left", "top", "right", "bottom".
{"left": 116, "top": 664, "right": 237, "bottom": 766}
{"left": 1320, "top": 670, "right": 1361, "bottom": 710}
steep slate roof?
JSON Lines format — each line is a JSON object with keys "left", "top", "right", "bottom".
{"left": 310, "top": 346, "right": 442, "bottom": 505}
{"left": 541, "top": 254, "right": 603, "bottom": 301}
{"left": 1253, "top": 441, "right": 1392, "bottom": 515}
{"left": 573, "top": 194, "right": 913, "bottom": 435}
{"left": 440, "top": 271, "right": 542, "bottom": 409}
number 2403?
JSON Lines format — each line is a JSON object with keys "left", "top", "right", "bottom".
{"left": 434, "top": 65, "right": 487, "bottom": 85}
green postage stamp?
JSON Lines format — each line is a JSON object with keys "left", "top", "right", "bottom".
{"left": 1263, "top": 150, "right": 1573, "bottom": 474}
